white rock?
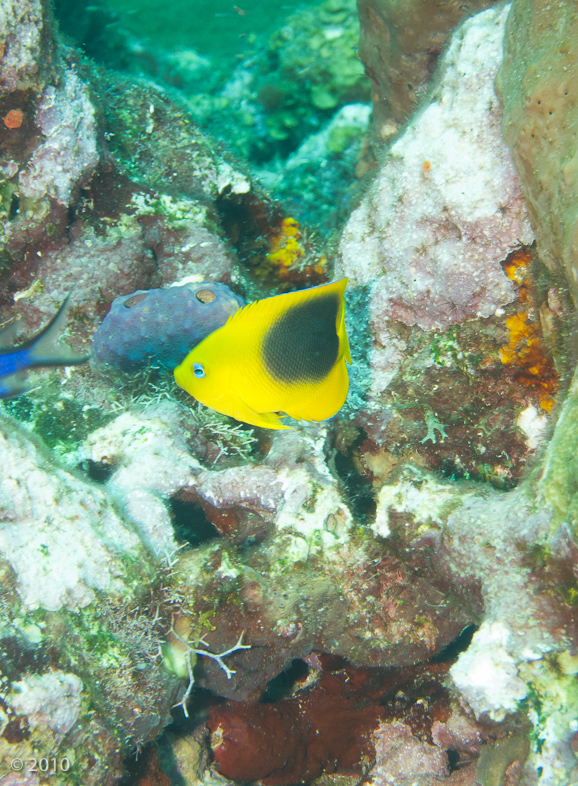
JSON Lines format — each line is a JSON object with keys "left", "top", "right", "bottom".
{"left": 517, "top": 404, "right": 548, "bottom": 451}
{"left": 7, "top": 671, "right": 83, "bottom": 735}
{"left": 450, "top": 622, "right": 528, "bottom": 721}
{"left": 78, "top": 403, "right": 201, "bottom": 557}
{"left": 0, "top": 418, "right": 145, "bottom": 611}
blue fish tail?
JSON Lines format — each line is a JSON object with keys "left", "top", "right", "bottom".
{"left": 0, "top": 294, "right": 90, "bottom": 398}
{"left": 23, "top": 294, "right": 90, "bottom": 368}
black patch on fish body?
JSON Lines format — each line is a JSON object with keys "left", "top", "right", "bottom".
{"left": 262, "top": 291, "right": 340, "bottom": 383}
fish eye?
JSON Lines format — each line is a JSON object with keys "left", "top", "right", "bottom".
{"left": 193, "top": 362, "right": 206, "bottom": 378}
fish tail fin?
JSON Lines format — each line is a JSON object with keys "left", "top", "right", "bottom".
{"left": 336, "top": 278, "right": 351, "bottom": 364}
{"left": 0, "top": 370, "right": 30, "bottom": 398}
{"left": 0, "top": 317, "right": 22, "bottom": 349}
{"left": 23, "top": 294, "right": 90, "bottom": 368}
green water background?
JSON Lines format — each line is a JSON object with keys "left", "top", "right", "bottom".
{"left": 97, "top": 0, "right": 312, "bottom": 66}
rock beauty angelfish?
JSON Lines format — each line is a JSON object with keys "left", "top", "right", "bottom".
{"left": 174, "top": 278, "right": 351, "bottom": 430}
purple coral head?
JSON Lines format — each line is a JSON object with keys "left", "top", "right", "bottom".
{"left": 91, "top": 281, "right": 244, "bottom": 371}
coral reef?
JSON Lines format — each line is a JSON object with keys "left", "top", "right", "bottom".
{"left": 338, "top": 5, "right": 532, "bottom": 329}
{"left": 50, "top": 0, "right": 372, "bottom": 238}
{"left": 3, "top": 0, "right": 578, "bottom": 783}
{"left": 260, "top": 103, "right": 373, "bottom": 234}
{"left": 0, "top": 1, "right": 99, "bottom": 285}
{"left": 0, "top": 416, "right": 147, "bottom": 611}
{"left": 184, "top": 0, "right": 370, "bottom": 163}
{"left": 334, "top": 6, "right": 555, "bottom": 489}
{"left": 73, "top": 415, "right": 474, "bottom": 709}
{"left": 0, "top": 0, "right": 280, "bottom": 331}
{"left": 254, "top": 0, "right": 368, "bottom": 152}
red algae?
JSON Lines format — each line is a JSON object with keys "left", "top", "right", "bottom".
{"left": 208, "top": 661, "right": 452, "bottom": 785}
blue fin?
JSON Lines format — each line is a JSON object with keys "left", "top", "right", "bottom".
{"left": 23, "top": 294, "right": 90, "bottom": 368}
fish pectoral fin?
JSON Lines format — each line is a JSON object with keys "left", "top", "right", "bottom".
{"left": 233, "top": 395, "right": 291, "bottom": 430}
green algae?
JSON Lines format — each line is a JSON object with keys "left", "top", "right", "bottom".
{"left": 475, "top": 731, "right": 531, "bottom": 785}
{"left": 3, "top": 391, "right": 112, "bottom": 456}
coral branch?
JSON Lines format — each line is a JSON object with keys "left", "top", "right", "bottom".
{"left": 171, "top": 631, "right": 251, "bottom": 718}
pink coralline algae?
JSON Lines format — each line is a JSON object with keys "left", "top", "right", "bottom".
{"left": 368, "top": 722, "right": 450, "bottom": 785}
{"left": 18, "top": 69, "right": 98, "bottom": 206}
{"left": 10, "top": 213, "right": 239, "bottom": 353}
{"left": 336, "top": 6, "right": 533, "bottom": 332}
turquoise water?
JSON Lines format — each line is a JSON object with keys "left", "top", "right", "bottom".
{"left": 98, "top": 0, "right": 312, "bottom": 64}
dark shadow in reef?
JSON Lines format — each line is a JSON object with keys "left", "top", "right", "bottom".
{"left": 169, "top": 497, "right": 221, "bottom": 548}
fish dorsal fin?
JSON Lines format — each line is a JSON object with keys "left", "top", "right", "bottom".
{"left": 23, "top": 294, "right": 90, "bottom": 367}
{"left": 228, "top": 279, "right": 350, "bottom": 328}
{"left": 224, "top": 297, "right": 259, "bottom": 327}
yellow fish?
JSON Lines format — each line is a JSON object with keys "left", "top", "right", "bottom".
{"left": 174, "top": 279, "right": 351, "bottom": 429}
